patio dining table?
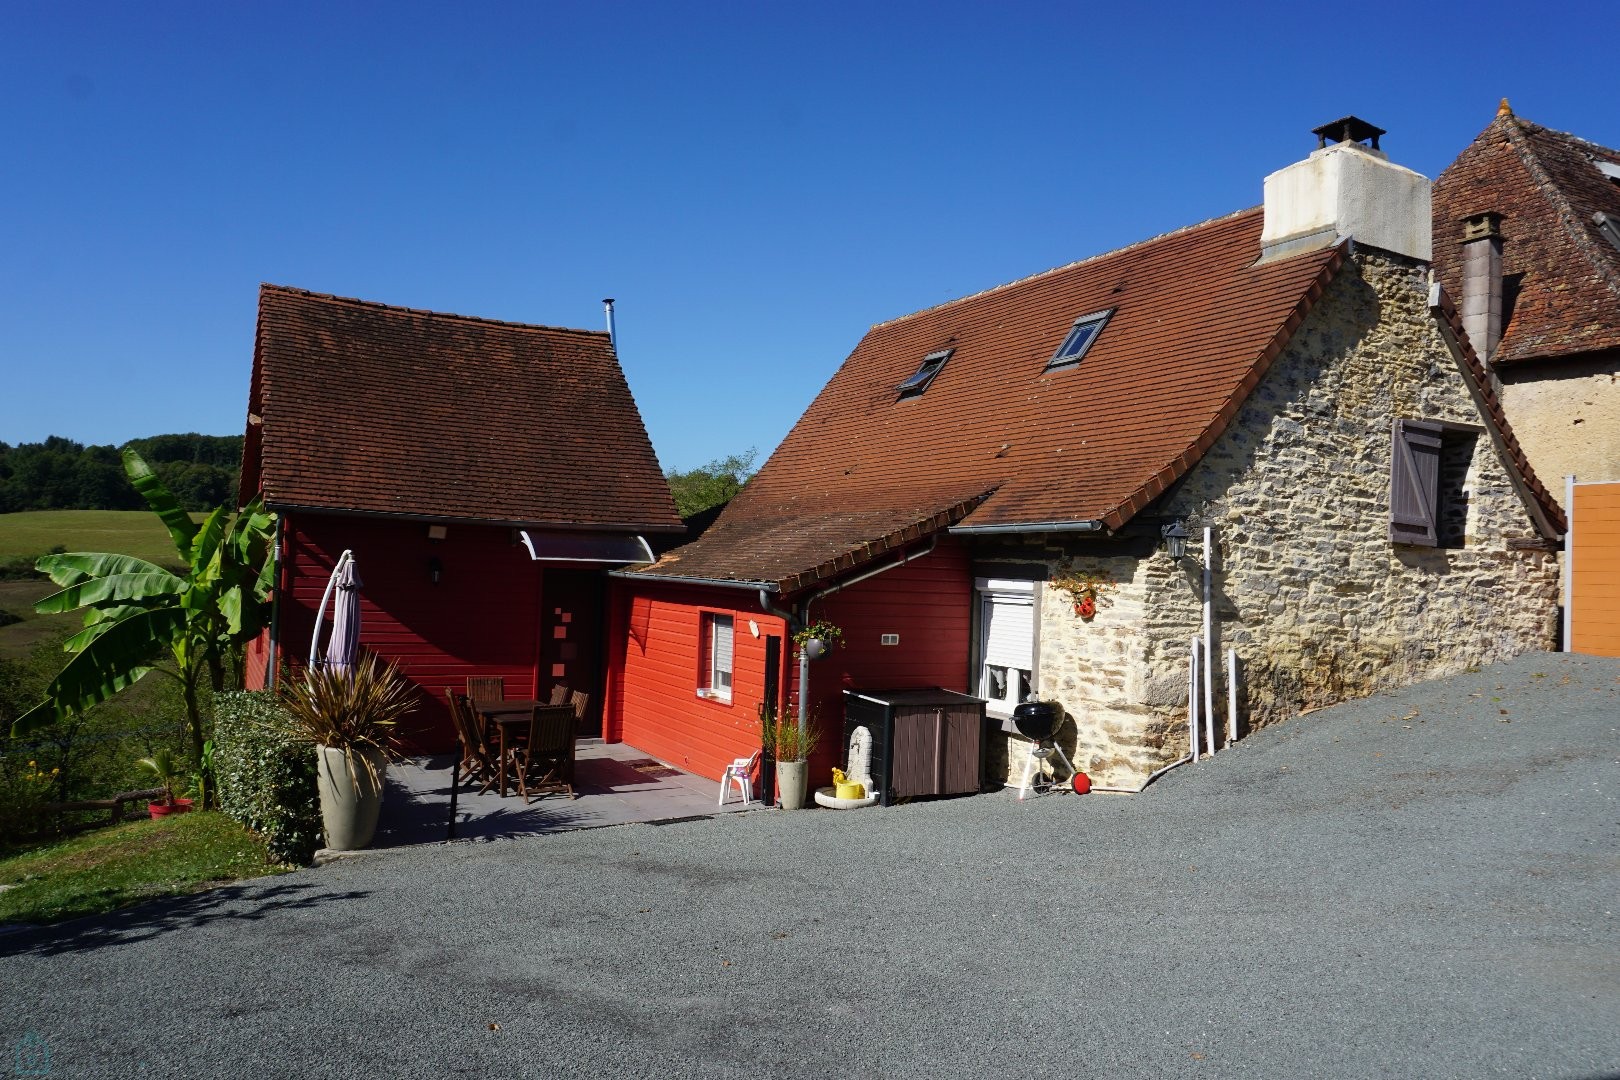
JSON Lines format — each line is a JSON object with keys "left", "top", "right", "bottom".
{"left": 475, "top": 700, "right": 550, "bottom": 798}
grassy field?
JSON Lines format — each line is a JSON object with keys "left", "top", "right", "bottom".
{"left": 0, "top": 510, "right": 204, "bottom": 660}
{"left": 0, "top": 509, "right": 192, "bottom": 565}
{"left": 0, "top": 810, "right": 287, "bottom": 925}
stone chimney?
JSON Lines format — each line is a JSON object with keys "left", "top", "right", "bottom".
{"left": 1459, "top": 212, "right": 1504, "bottom": 358}
{"left": 1261, "top": 116, "right": 1432, "bottom": 263}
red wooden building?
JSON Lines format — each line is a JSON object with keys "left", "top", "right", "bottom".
{"left": 239, "top": 285, "right": 682, "bottom": 750}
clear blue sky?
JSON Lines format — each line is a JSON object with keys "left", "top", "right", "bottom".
{"left": 2, "top": 0, "right": 1614, "bottom": 474}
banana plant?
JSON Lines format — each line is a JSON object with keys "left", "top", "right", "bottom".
{"left": 9, "top": 450, "right": 277, "bottom": 806}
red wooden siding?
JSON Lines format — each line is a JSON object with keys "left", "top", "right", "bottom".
{"left": 795, "top": 538, "right": 974, "bottom": 780}
{"left": 279, "top": 513, "right": 545, "bottom": 752}
{"left": 608, "top": 581, "right": 789, "bottom": 781}
{"left": 608, "top": 537, "right": 973, "bottom": 786}
{"left": 244, "top": 626, "right": 271, "bottom": 691}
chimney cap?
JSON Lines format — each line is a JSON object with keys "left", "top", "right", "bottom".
{"left": 1311, "top": 116, "right": 1386, "bottom": 150}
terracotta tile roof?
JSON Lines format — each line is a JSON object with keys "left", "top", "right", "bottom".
{"left": 242, "top": 285, "right": 681, "bottom": 531}
{"left": 1432, "top": 110, "right": 1620, "bottom": 366}
{"left": 635, "top": 209, "right": 1343, "bottom": 592}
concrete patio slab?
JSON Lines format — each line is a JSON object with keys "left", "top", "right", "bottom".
{"left": 372, "top": 739, "right": 755, "bottom": 847}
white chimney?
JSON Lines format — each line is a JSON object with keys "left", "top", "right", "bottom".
{"left": 1261, "top": 116, "right": 1432, "bottom": 263}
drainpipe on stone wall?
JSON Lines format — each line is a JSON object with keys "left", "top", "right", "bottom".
{"left": 1227, "top": 648, "right": 1239, "bottom": 747}
{"left": 1203, "top": 526, "right": 1215, "bottom": 757}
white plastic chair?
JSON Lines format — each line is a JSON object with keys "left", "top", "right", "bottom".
{"left": 718, "top": 750, "right": 761, "bottom": 806}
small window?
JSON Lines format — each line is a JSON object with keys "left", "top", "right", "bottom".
{"left": 976, "top": 578, "right": 1036, "bottom": 717}
{"left": 1595, "top": 211, "right": 1620, "bottom": 255}
{"left": 1390, "top": 419, "right": 1479, "bottom": 548}
{"left": 700, "top": 613, "right": 734, "bottom": 700}
{"left": 897, "top": 348, "right": 953, "bottom": 400}
{"left": 1045, "top": 309, "right": 1114, "bottom": 371}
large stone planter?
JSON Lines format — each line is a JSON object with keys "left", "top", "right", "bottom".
{"left": 316, "top": 745, "right": 386, "bottom": 851}
{"left": 777, "top": 759, "right": 808, "bottom": 810}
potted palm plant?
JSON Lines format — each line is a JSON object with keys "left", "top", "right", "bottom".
{"left": 763, "top": 707, "right": 821, "bottom": 810}
{"left": 278, "top": 652, "right": 416, "bottom": 851}
{"left": 137, "top": 749, "right": 193, "bottom": 819}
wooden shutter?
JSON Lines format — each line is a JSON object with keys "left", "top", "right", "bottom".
{"left": 1390, "top": 419, "right": 1442, "bottom": 546}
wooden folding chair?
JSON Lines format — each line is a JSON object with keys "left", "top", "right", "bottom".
{"left": 548, "top": 683, "right": 571, "bottom": 705}
{"left": 445, "top": 689, "right": 498, "bottom": 795}
{"left": 466, "top": 676, "right": 505, "bottom": 705}
{"left": 512, "top": 704, "right": 576, "bottom": 803}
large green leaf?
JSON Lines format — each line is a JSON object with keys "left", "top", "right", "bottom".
{"left": 35, "top": 570, "right": 186, "bottom": 614}
{"left": 9, "top": 606, "right": 187, "bottom": 735}
{"left": 124, "top": 448, "right": 197, "bottom": 559}
{"left": 190, "top": 507, "right": 227, "bottom": 574}
{"left": 36, "top": 552, "right": 172, "bottom": 589}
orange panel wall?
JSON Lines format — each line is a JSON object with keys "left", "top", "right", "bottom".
{"left": 1571, "top": 482, "right": 1620, "bottom": 658}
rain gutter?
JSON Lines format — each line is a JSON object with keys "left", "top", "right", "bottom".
{"left": 948, "top": 519, "right": 1105, "bottom": 536}
{"left": 262, "top": 502, "right": 686, "bottom": 534}
{"left": 604, "top": 571, "right": 777, "bottom": 591}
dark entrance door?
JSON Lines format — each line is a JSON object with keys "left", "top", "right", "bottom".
{"left": 538, "top": 569, "right": 606, "bottom": 736}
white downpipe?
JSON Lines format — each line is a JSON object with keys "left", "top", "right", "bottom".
{"left": 1188, "top": 635, "right": 1201, "bottom": 761}
{"left": 1563, "top": 474, "right": 1575, "bottom": 652}
{"left": 1226, "top": 648, "right": 1239, "bottom": 746}
{"left": 309, "top": 549, "right": 353, "bottom": 666}
{"left": 1202, "top": 527, "right": 1215, "bottom": 757}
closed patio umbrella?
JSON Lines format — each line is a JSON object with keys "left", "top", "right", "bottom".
{"left": 310, "top": 550, "right": 362, "bottom": 674}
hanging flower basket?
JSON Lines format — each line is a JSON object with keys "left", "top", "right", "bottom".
{"left": 792, "top": 620, "right": 844, "bottom": 660}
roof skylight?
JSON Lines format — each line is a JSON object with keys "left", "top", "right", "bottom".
{"left": 1045, "top": 309, "right": 1114, "bottom": 371}
{"left": 897, "top": 348, "right": 953, "bottom": 399}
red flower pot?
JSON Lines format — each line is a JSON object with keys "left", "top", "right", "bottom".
{"left": 148, "top": 798, "right": 194, "bottom": 820}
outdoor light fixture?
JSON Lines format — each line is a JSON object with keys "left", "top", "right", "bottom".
{"left": 428, "top": 556, "right": 443, "bottom": 585}
{"left": 1161, "top": 520, "right": 1192, "bottom": 562}
{"left": 427, "top": 524, "right": 448, "bottom": 542}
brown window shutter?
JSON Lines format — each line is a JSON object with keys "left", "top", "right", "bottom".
{"left": 1390, "top": 419, "right": 1442, "bottom": 546}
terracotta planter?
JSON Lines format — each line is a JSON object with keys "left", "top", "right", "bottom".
{"left": 777, "top": 759, "right": 809, "bottom": 810}
{"left": 316, "top": 745, "right": 387, "bottom": 851}
{"left": 148, "top": 798, "right": 194, "bottom": 820}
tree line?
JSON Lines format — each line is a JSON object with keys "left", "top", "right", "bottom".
{"left": 0, "top": 434, "right": 244, "bottom": 513}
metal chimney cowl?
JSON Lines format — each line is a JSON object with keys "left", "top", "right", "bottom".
{"left": 1260, "top": 116, "right": 1432, "bottom": 264}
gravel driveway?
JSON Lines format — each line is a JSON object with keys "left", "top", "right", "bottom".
{"left": 4, "top": 651, "right": 1617, "bottom": 1079}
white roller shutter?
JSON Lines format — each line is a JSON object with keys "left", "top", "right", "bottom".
{"left": 983, "top": 595, "right": 1034, "bottom": 669}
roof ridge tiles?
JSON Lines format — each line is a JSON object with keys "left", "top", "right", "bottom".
{"left": 258, "top": 283, "right": 609, "bottom": 338}
{"left": 868, "top": 206, "right": 1265, "bottom": 331}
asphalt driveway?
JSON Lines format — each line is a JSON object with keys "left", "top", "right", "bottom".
{"left": 4, "top": 651, "right": 1617, "bottom": 1079}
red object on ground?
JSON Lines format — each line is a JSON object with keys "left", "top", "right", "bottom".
{"left": 148, "top": 798, "right": 194, "bottom": 820}
{"left": 1071, "top": 772, "right": 1091, "bottom": 794}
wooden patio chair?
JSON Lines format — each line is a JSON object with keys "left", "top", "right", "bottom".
{"left": 569, "top": 690, "right": 590, "bottom": 724}
{"left": 511, "top": 704, "right": 576, "bottom": 803}
{"left": 466, "top": 676, "right": 505, "bottom": 705}
{"left": 548, "top": 683, "right": 571, "bottom": 706}
{"left": 445, "top": 689, "right": 498, "bottom": 795}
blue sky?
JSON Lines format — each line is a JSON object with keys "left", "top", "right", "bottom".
{"left": 2, "top": 0, "right": 1614, "bottom": 474}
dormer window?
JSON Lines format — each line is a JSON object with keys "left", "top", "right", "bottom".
{"left": 1595, "top": 211, "right": 1620, "bottom": 255}
{"left": 897, "top": 348, "right": 953, "bottom": 400}
{"left": 1045, "top": 309, "right": 1114, "bottom": 371}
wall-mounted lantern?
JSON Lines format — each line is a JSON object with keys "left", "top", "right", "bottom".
{"left": 1161, "top": 520, "right": 1192, "bottom": 562}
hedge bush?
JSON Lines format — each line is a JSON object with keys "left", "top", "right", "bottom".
{"left": 214, "top": 691, "right": 319, "bottom": 865}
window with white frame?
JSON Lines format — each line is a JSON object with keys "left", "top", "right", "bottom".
{"left": 976, "top": 578, "right": 1036, "bottom": 716}
{"left": 700, "top": 613, "right": 734, "bottom": 700}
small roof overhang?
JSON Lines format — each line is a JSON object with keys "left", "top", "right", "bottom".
{"left": 518, "top": 529, "right": 654, "bottom": 565}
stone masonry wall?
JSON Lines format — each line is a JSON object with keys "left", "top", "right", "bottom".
{"left": 1003, "top": 249, "right": 1560, "bottom": 791}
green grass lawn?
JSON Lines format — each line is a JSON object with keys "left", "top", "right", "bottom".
{"left": 0, "top": 810, "right": 288, "bottom": 925}
{"left": 0, "top": 509, "right": 195, "bottom": 565}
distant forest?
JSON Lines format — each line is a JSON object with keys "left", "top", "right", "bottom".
{"left": 0, "top": 434, "right": 244, "bottom": 513}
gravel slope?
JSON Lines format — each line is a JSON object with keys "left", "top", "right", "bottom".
{"left": 4, "top": 651, "right": 1617, "bottom": 1079}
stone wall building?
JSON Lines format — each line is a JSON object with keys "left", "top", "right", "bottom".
{"left": 1432, "top": 101, "right": 1620, "bottom": 505}
{"left": 607, "top": 118, "right": 1564, "bottom": 793}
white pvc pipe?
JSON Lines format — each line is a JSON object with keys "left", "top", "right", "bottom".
{"left": 1188, "top": 635, "right": 1201, "bottom": 762}
{"left": 1227, "top": 648, "right": 1238, "bottom": 746}
{"left": 1203, "top": 527, "right": 1215, "bottom": 757}
{"left": 1563, "top": 474, "right": 1575, "bottom": 652}
{"left": 1092, "top": 754, "right": 1193, "bottom": 794}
